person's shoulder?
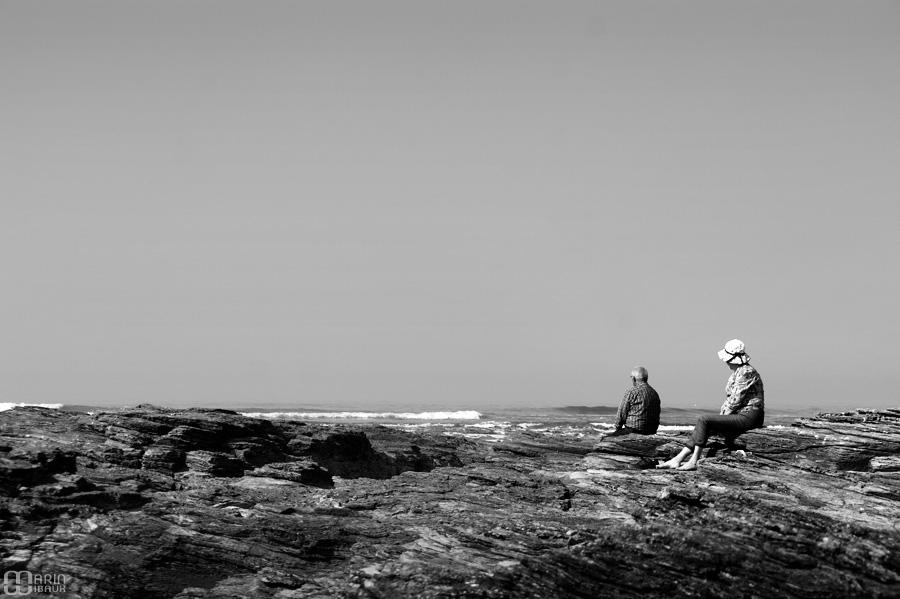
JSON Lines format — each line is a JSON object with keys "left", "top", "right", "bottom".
{"left": 737, "top": 364, "right": 760, "bottom": 377}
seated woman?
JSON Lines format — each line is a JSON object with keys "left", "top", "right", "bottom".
{"left": 657, "top": 339, "right": 764, "bottom": 471}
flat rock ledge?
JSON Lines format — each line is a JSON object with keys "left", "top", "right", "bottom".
{"left": 3, "top": 406, "right": 900, "bottom": 598}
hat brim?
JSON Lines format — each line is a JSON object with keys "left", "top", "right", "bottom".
{"left": 718, "top": 349, "right": 750, "bottom": 364}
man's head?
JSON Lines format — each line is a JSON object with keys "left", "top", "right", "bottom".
{"left": 631, "top": 366, "right": 648, "bottom": 384}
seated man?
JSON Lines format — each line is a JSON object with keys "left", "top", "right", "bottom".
{"left": 605, "top": 366, "right": 661, "bottom": 436}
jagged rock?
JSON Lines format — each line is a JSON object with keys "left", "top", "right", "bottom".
{"left": 94, "top": 445, "right": 144, "bottom": 468}
{"left": 81, "top": 465, "right": 175, "bottom": 492}
{"left": 307, "top": 430, "right": 386, "bottom": 477}
{"left": 0, "top": 446, "right": 78, "bottom": 495}
{"left": 870, "top": 456, "right": 900, "bottom": 472}
{"left": 185, "top": 451, "right": 247, "bottom": 477}
{"left": 224, "top": 438, "right": 287, "bottom": 467}
{"left": 95, "top": 416, "right": 172, "bottom": 437}
{"left": 2, "top": 406, "right": 900, "bottom": 599}
{"left": 127, "top": 407, "right": 282, "bottom": 442}
{"left": 257, "top": 566, "right": 307, "bottom": 588}
{"left": 247, "top": 460, "right": 333, "bottom": 487}
{"left": 27, "top": 473, "right": 95, "bottom": 497}
{"left": 141, "top": 446, "right": 186, "bottom": 472}
{"left": 156, "top": 426, "right": 221, "bottom": 450}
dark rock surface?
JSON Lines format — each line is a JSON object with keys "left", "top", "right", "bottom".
{"left": 2, "top": 406, "right": 900, "bottom": 598}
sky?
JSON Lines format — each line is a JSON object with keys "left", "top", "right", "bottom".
{"left": 2, "top": 1, "right": 899, "bottom": 413}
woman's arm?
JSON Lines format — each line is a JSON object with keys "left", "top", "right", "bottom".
{"left": 720, "top": 368, "right": 761, "bottom": 415}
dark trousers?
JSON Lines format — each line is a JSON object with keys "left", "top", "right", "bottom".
{"left": 686, "top": 409, "right": 764, "bottom": 450}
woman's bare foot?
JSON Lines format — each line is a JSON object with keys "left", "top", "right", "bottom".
{"left": 655, "top": 458, "right": 682, "bottom": 469}
{"left": 676, "top": 461, "right": 698, "bottom": 471}
{"left": 656, "top": 448, "right": 692, "bottom": 469}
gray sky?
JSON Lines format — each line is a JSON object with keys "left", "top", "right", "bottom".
{"left": 2, "top": 1, "right": 899, "bottom": 412}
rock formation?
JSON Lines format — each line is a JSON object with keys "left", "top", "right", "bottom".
{"left": 2, "top": 405, "right": 900, "bottom": 598}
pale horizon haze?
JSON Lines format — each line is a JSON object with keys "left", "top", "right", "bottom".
{"left": 2, "top": 1, "right": 899, "bottom": 413}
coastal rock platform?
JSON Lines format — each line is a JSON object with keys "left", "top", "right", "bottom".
{"left": 2, "top": 406, "right": 900, "bottom": 598}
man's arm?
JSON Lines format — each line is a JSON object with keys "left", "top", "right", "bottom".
{"left": 615, "top": 390, "right": 632, "bottom": 428}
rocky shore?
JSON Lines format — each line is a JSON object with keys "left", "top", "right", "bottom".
{"left": 2, "top": 405, "right": 900, "bottom": 598}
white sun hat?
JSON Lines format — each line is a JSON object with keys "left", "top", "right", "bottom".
{"left": 717, "top": 339, "right": 750, "bottom": 365}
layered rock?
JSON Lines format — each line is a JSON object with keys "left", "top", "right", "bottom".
{"left": 2, "top": 406, "right": 900, "bottom": 598}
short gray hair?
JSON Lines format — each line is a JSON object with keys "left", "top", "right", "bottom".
{"left": 631, "top": 366, "right": 648, "bottom": 381}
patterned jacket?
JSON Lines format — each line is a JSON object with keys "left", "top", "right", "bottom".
{"left": 720, "top": 364, "right": 764, "bottom": 415}
{"left": 615, "top": 382, "right": 661, "bottom": 434}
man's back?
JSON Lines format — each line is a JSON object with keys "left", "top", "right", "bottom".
{"left": 619, "top": 382, "right": 661, "bottom": 434}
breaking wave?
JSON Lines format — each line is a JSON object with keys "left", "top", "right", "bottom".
{"left": 590, "top": 422, "right": 694, "bottom": 432}
{"left": 240, "top": 410, "right": 482, "bottom": 421}
{"left": 554, "top": 405, "right": 619, "bottom": 415}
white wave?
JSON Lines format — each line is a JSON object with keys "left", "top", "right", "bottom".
{"left": 240, "top": 410, "right": 482, "bottom": 421}
{"left": 381, "top": 422, "right": 456, "bottom": 430}
{"left": 0, "top": 402, "right": 64, "bottom": 412}
{"left": 442, "top": 431, "right": 506, "bottom": 442}
{"left": 590, "top": 423, "right": 694, "bottom": 432}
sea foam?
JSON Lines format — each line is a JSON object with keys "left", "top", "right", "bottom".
{"left": 240, "top": 410, "right": 482, "bottom": 421}
{"left": 589, "top": 423, "right": 695, "bottom": 432}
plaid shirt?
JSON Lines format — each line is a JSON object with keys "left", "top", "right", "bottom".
{"left": 615, "top": 382, "right": 661, "bottom": 434}
{"left": 720, "top": 364, "right": 764, "bottom": 415}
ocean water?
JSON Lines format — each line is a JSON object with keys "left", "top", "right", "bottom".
{"left": 235, "top": 405, "right": 806, "bottom": 443}
{"left": 1, "top": 402, "right": 806, "bottom": 444}
{"left": 239, "top": 404, "right": 804, "bottom": 428}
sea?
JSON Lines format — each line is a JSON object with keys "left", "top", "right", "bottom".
{"left": 0, "top": 402, "right": 813, "bottom": 443}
